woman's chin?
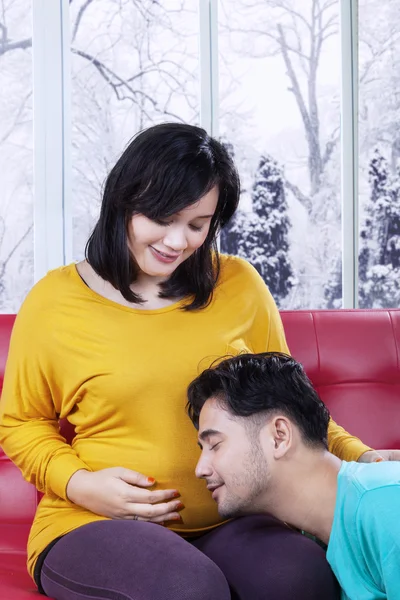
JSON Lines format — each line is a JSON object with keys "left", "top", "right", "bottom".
{"left": 134, "top": 259, "right": 173, "bottom": 279}
{"left": 144, "top": 267, "right": 175, "bottom": 279}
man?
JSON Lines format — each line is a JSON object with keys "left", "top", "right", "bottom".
{"left": 187, "top": 352, "right": 400, "bottom": 600}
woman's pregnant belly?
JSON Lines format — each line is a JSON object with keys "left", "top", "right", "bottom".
{"left": 68, "top": 437, "right": 222, "bottom": 531}
{"left": 28, "top": 429, "right": 223, "bottom": 578}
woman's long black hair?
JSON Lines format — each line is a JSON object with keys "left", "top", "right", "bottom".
{"left": 86, "top": 123, "right": 240, "bottom": 310}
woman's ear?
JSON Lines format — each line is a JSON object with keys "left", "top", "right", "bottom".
{"left": 271, "top": 416, "right": 292, "bottom": 459}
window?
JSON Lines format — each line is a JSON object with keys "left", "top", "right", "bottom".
{"left": 358, "top": 0, "right": 400, "bottom": 308}
{"left": 0, "top": 0, "right": 33, "bottom": 312}
{"left": 218, "top": 0, "right": 342, "bottom": 309}
{"left": 70, "top": 0, "right": 200, "bottom": 260}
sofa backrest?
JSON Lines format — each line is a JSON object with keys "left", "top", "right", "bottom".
{"left": 0, "top": 315, "right": 38, "bottom": 553}
{"left": 282, "top": 310, "right": 400, "bottom": 450}
{"left": 0, "top": 309, "right": 399, "bottom": 549}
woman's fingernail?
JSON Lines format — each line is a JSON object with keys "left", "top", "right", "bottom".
{"left": 172, "top": 515, "right": 183, "bottom": 521}
{"left": 175, "top": 502, "right": 185, "bottom": 510}
{"left": 172, "top": 491, "right": 180, "bottom": 498}
{"left": 147, "top": 477, "right": 156, "bottom": 484}
{"left": 375, "top": 458, "right": 383, "bottom": 462}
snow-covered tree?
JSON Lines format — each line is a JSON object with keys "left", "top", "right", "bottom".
{"left": 221, "top": 154, "right": 293, "bottom": 304}
{"left": 324, "top": 259, "right": 342, "bottom": 309}
{"left": 220, "top": 209, "right": 247, "bottom": 257}
{"left": 249, "top": 155, "right": 293, "bottom": 301}
{"left": 359, "top": 149, "right": 400, "bottom": 307}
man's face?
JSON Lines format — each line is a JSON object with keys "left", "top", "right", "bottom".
{"left": 195, "top": 397, "right": 270, "bottom": 518}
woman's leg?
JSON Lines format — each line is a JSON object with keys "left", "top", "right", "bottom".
{"left": 40, "top": 520, "right": 231, "bottom": 600}
{"left": 192, "top": 515, "right": 340, "bottom": 600}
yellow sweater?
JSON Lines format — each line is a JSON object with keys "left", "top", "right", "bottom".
{"left": 0, "top": 255, "right": 370, "bottom": 579}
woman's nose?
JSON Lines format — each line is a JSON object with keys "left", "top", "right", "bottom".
{"left": 163, "top": 226, "right": 188, "bottom": 251}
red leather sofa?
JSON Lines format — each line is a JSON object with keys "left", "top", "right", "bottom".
{"left": 1, "top": 309, "right": 400, "bottom": 599}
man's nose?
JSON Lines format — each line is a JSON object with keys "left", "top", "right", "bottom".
{"left": 195, "top": 453, "right": 213, "bottom": 479}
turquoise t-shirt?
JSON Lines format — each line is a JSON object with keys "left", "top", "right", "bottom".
{"left": 327, "top": 460, "right": 400, "bottom": 600}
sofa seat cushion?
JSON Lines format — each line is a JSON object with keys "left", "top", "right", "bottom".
{"left": 0, "top": 553, "right": 40, "bottom": 599}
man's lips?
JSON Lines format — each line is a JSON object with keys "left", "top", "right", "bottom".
{"left": 207, "top": 483, "right": 224, "bottom": 499}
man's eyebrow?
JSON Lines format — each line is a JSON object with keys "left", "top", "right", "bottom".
{"left": 198, "top": 429, "right": 221, "bottom": 442}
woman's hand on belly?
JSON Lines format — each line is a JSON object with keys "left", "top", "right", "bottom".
{"left": 66, "top": 467, "right": 183, "bottom": 523}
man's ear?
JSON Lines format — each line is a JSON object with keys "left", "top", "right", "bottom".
{"left": 270, "top": 416, "right": 292, "bottom": 459}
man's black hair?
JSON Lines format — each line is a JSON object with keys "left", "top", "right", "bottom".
{"left": 187, "top": 352, "right": 330, "bottom": 449}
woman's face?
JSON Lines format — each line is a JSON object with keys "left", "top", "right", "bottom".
{"left": 127, "top": 185, "right": 219, "bottom": 279}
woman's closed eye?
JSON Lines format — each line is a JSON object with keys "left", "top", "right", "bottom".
{"left": 154, "top": 218, "right": 172, "bottom": 227}
{"left": 189, "top": 224, "right": 204, "bottom": 232}
{"left": 154, "top": 218, "right": 204, "bottom": 232}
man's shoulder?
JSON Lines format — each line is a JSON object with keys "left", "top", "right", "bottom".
{"left": 330, "top": 463, "right": 400, "bottom": 591}
{"left": 341, "top": 462, "right": 400, "bottom": 543}
{"left": 334, "top": 461, "right": 400, "bottom": 534}
{"left": 342, "top": 460, "right": 400, "bottom": 495}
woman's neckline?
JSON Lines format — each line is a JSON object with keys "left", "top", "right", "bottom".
{"left": 70, "top": 262, "right": 188, "bottom": 315}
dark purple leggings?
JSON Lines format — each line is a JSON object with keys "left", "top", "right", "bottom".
{"left": 40, "top": 516, "right": 339, "bottom": 600}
